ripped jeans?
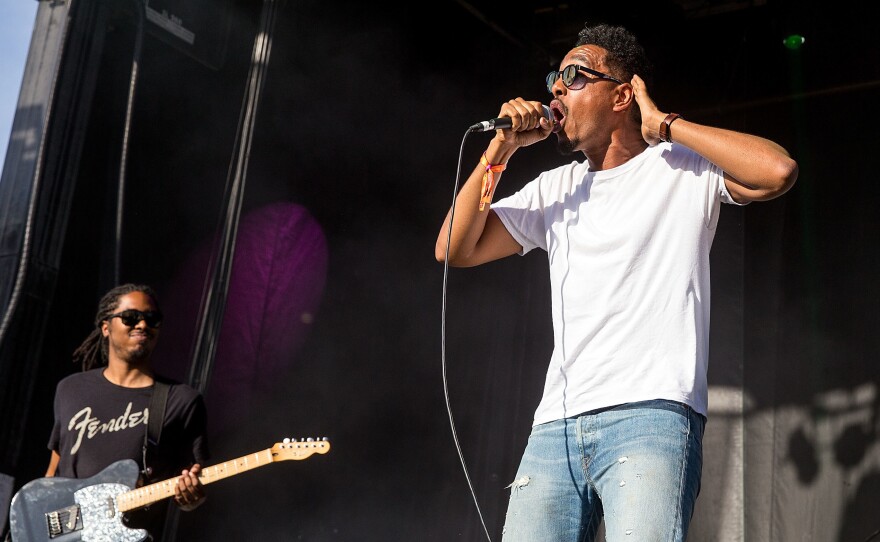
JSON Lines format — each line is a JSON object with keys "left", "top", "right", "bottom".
{"left": 501, "top": 399, "right": 705, "bottom": 542}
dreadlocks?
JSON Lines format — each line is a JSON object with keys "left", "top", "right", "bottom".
{"left": 72, "top": 283, "right": 160, "bottom": 371}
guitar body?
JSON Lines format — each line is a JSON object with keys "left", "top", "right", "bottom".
{"left": 9, "top": 459, "right": 147, "bottom": 542}
{"left": 8, "top": 438, "right": 330, "bottom": 542}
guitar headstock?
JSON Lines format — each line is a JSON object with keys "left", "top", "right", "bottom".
{"left": 270, "top": 437, "right": 331, "bottom": 461}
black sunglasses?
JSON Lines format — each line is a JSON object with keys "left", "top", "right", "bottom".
{"left": 108, "top": 309, "right": 163, "bottom": 328}
{"left": 546, "top": 64, "right": 624, "bottom": 93}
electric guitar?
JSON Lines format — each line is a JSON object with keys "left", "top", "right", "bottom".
{"left": 8, "top": 437, "right": 330, "bottom": 542}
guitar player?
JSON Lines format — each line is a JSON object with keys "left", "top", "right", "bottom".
{"left": 39, "top": 283, "right": 209, "bottom": 541}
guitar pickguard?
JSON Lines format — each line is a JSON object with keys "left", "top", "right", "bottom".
{"left": 74, "top": 482, "right": 145, "bottom": 542}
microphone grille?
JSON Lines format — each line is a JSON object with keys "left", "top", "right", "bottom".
{"left": 542, "top": 104, "right": 555, "bottom": 126}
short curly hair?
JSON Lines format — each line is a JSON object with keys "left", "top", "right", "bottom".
{"left": 576, "top": 23, "right": 653, "bottom": 87}
{"left": 575, "top": 23, "right": 654, "bottom": 123}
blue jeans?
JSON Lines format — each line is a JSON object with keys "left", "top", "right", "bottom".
{"left": 501, "top": 400, "right": 705, "bottom": 542}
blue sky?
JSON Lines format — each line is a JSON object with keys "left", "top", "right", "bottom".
{"left": 1, "top": 1, "right": 39, "bottom": 174}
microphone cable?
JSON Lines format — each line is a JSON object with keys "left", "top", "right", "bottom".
{"left": 440, "top": 126, "right": 493, "bottom": 542}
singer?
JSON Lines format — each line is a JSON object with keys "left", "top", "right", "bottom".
{"left": 435, "top": 21, "right": 797, "bottom": 542}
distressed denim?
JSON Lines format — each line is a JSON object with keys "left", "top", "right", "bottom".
{"left": 502, "top": 399, "right": 705, "bottom": 542}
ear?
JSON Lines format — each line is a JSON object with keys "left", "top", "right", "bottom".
{"left": 101, "top": 320, "right": 110, "bottom": 338}
{"left": 613, "top": 82, "right": 634, "bottom": 113}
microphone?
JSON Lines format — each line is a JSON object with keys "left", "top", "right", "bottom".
{"left": 469, "top": 105, "right": 554, "bottom": 133}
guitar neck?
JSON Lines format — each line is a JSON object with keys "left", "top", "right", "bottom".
{"left": 116, "top": 447, "right": 277, "bottom": 512}
{"left": 115, "top": 438, "right": 330, "bottom": 512}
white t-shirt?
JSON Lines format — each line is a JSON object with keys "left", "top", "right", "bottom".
{"left": 493, "top": 143, "right": 741, "bottom": 425}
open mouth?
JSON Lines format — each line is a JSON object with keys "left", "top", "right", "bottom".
{"left": 549, "top": 101, "right": 565, "bottom": 133}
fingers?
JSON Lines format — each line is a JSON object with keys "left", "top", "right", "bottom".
{"left": 499, "top": 98, "right": 551, "bottom": 133}
{"left": 494, "top": 98, "right": 553, "bottom": 150}
{"left": 630, "top": 74, "right": 663, "bottom": 145}
{"left": 174, "top": 464, "right": 205, "bottom": 509}
{"left": 630, "top": 74, "right": 655, "bottom": 112}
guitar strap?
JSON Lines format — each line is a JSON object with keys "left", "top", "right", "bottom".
{"left": 142, "top": 380, "right": 169, "bottom": 480}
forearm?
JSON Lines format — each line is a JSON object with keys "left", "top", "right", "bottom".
{"left": 45, "top": 450, "right": 60, "bottom": 477}
{"left": 435, "top": 165, "right": 492, "bottom": 265}
{"left": 435, "top": 139, "right": 518, "bottom": 265}
{"left": 663, "top": 117, "right": 798, "bottom": 201}
{"left": 631, "top": 76, "right": 798, "bottom": 202}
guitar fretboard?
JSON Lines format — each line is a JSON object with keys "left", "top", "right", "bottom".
{"left": 115, "top": 439, "right": 329, "bottom": 512}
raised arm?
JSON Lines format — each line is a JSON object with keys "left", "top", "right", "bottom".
{"left": 631, "top": 75, "right": 798, "bottom": 203}
{"left": 435, "top": 98, "right": 553, "bottom": 267}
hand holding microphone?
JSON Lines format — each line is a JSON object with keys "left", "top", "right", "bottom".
{"left": 470, "top": 104, "right": 555, "bottom": 133}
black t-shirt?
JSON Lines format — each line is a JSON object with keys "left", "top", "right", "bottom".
{"left": 48, "top": 368, "right": 209, "bottom": 539}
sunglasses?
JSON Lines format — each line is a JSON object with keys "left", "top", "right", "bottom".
{"left": 546, "top": 64, "right": 624, "bottom": 93}
{"left": 108, "top": 309, "right": 163, "bottom": 328}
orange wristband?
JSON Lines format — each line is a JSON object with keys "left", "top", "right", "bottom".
{"left": 479, "top": 153, "right": 506, "bottom": 211}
